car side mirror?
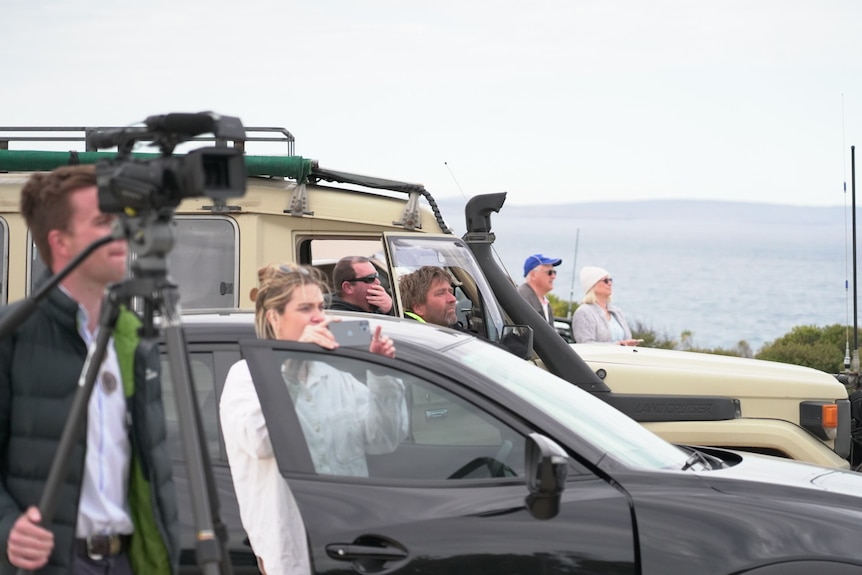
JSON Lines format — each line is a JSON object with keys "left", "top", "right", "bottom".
{"left": 524, "top": 432, "right": 568, "bottom": 520}
{"left": 500, "top": 324, "right": 534, "bottom": 359}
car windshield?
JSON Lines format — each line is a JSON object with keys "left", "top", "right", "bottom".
{"left": 449, "top": 339, "right": 691, "bottom": 470}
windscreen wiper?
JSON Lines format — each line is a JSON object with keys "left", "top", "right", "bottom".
{"left": 680, "top": 447, "right": 725, "bottom": 471}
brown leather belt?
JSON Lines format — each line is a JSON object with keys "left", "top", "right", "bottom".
{"left": 75, "top": 534, "right": 131, "bottom": 560}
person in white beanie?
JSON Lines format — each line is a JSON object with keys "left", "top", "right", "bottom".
{"left": 572, "top": 266, "right": 640, "bottom": 346}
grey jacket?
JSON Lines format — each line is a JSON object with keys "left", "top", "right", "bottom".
{"left": 517, "top": 283, "right": 554, "bottom": 325}
{"left": 572, "top": 302, "right": 632, "bottom": 343}
{"left": 0, "top": 282, "right": 179, "bottom": 574}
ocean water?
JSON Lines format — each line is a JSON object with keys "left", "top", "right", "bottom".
{"left": 445, "top": 200, "right": 852, "bottom": 352}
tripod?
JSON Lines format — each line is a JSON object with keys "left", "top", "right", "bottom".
{"left": 6, "top": 211, "right": 233, "bottom": 575}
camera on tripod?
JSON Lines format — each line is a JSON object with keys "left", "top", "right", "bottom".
{"left": 88, "top": 112, "right": 248, "bottom": 213}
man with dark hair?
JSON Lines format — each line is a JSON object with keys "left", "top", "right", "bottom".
{"left": 398, "top": 266, "right": 459, "bottom": 328}
{"left": 328, "top": 256, "right": 393, "bottom": 315}
{"left": 0, "top": 165, "right": 179, "bottom": 574}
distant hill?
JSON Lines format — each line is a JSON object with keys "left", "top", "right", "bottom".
{"left": 435, "top": 197, "right": 846, "bottom": 227}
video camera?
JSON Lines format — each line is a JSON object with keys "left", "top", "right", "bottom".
{"left": 87, "top": 112, "right": 247, "bottom": 213}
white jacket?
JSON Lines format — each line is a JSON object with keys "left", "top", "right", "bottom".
{"left": 219, "top": 359, "right": 407, "bottom": 574}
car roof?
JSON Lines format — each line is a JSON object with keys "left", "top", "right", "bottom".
{"left": 178, "top": 309, "right": 476, "bottom": 352}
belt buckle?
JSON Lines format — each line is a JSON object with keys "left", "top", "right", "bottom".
{"left": 86, "top": 534, "right": 120, "bottom": 560}
{"left": 85, "top": 535, "right": 104, "bottom": 561}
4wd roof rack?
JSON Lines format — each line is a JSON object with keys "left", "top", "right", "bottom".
{"left": 0, "top": 126, "right": 453, "bottom": 234}
{"left": 0, "top": 125, "right": 295, "bottom": 155}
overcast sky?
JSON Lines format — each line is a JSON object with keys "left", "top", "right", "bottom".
{"left": 2, "top": 0, "right": 860, "bottom": 206}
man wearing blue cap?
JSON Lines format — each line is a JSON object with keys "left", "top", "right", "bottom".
{"left": 518, "top": 254, "right": 562, "bottom": 325}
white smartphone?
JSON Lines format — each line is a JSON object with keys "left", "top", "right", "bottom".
{"left": 329, "top": 320, "right": 373, "bottom": 348}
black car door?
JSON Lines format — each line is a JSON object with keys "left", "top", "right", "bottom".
{"left": 241, "top": 340, "right": 637, "bottom": 574}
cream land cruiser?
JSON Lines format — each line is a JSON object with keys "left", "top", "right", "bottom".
{"left": 0, "top": 125, "right": 855, "bottom": 470}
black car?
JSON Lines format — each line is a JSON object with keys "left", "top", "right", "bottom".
{"left": 163, "top": 311, "right": 862, "bottom": 575}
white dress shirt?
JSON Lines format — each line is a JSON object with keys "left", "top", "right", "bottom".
{"left": 74, "top": 304, "right": 134, "bottom": 537}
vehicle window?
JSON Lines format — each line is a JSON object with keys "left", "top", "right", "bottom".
{"left": 160, "top": 352, "right": 220, "bottom": 460}
{"left": 167, "top": 217, "right": 238, "bottom": 309}
{"left": 555, "top": 319, "right": 575, "bottom": 343}
{"left": 28, "top": 217, "right": 238, "bottom": 311}
{"left": 386, "top": 235, "right": 505, "bottom": 341}
{"left": 0, "top": 217, "right": 6, "bottom": 304}
{"left": 302, "top": 237, "right": 390, "bottom": 291}
{"left": 266, "top": 349, "right": 525, "bottom": 481}
{"left": 28, "top": 233, "right": 46, "bottom": 295}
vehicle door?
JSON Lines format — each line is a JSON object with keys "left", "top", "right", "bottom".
{"left": 240, "top": 338, "right": 637, "bottom": 574}
{"left": 159, "top": 338, "right": 258, "bottom": 572}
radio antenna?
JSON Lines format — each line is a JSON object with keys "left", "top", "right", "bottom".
{"left": 567, "top": 228, "right": 580, "bottom": 319}
{"left": 444, "top": 161, "right": 468, "bottom": 200}
{"left": 841, "top": 93, "right": 858, "bottom": 372}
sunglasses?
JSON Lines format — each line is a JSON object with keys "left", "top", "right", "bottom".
{"left": 347, "top": 272, "right": 380, "bottom": 284}
{"left": 546, "top": 270, "right": 557, "bottom": 277}
{"left": 600, "top": 277, "right": 613, "bottom": 284}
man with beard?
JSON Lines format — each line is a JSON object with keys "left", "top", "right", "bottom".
{"left": 398, "top": 266, "right": 460, "bottom": 328}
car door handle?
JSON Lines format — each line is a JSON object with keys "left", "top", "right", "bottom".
{"left": 425, "top": 408, "right": 448, "bottom": 420}
{"left": 325, "top": 543, "right": 408, "bottom": 562}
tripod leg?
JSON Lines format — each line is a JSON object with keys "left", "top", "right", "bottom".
{"left": 161, "top": 288, "right": 234, "bottom": 575}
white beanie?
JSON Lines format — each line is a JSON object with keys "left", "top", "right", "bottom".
{"left": 580, "top": 266, "right": 610, "bottom": 295}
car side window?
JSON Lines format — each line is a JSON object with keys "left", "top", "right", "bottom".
{"left": 27, "top": 232, "right": 46, "bottom": 297}
{"left": 267, "top": 350, "right": 525, "bottom": 481}
{"left": 160, "top": 352, "right": 220, "bottom": 460}
{"left": 387, "top": 235, "right": 507, "bottom": 341}
{"left": 398, "top": 374, "right": 526, "bottom": 480}
{"left": 167, "top": 217, "right": 239, "bottom": 309}
{"left": 0, "top": 216, "right": 6, "bottom": 305}
{"left": 29, "top": 216, "right": 239, "bottom": 311}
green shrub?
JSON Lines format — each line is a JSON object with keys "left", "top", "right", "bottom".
{"left": 549, "top": 294, "right": 575, "bottom": 320}
{"left": 677, "top": 330, "right": 753, "bottom": 358}
{"left": 756, "top": 324, "right": 860, "bottom": 373}
{"left": 630, "top": 320, "right": 677, "bottom": 350}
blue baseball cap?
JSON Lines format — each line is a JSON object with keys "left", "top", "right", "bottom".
{"left": 523, "top": 254, "right": 562, "bottom": 277}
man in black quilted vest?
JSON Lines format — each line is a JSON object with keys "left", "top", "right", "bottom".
{"left": 0, "top": 165, "right": 179, "bottom": 574}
